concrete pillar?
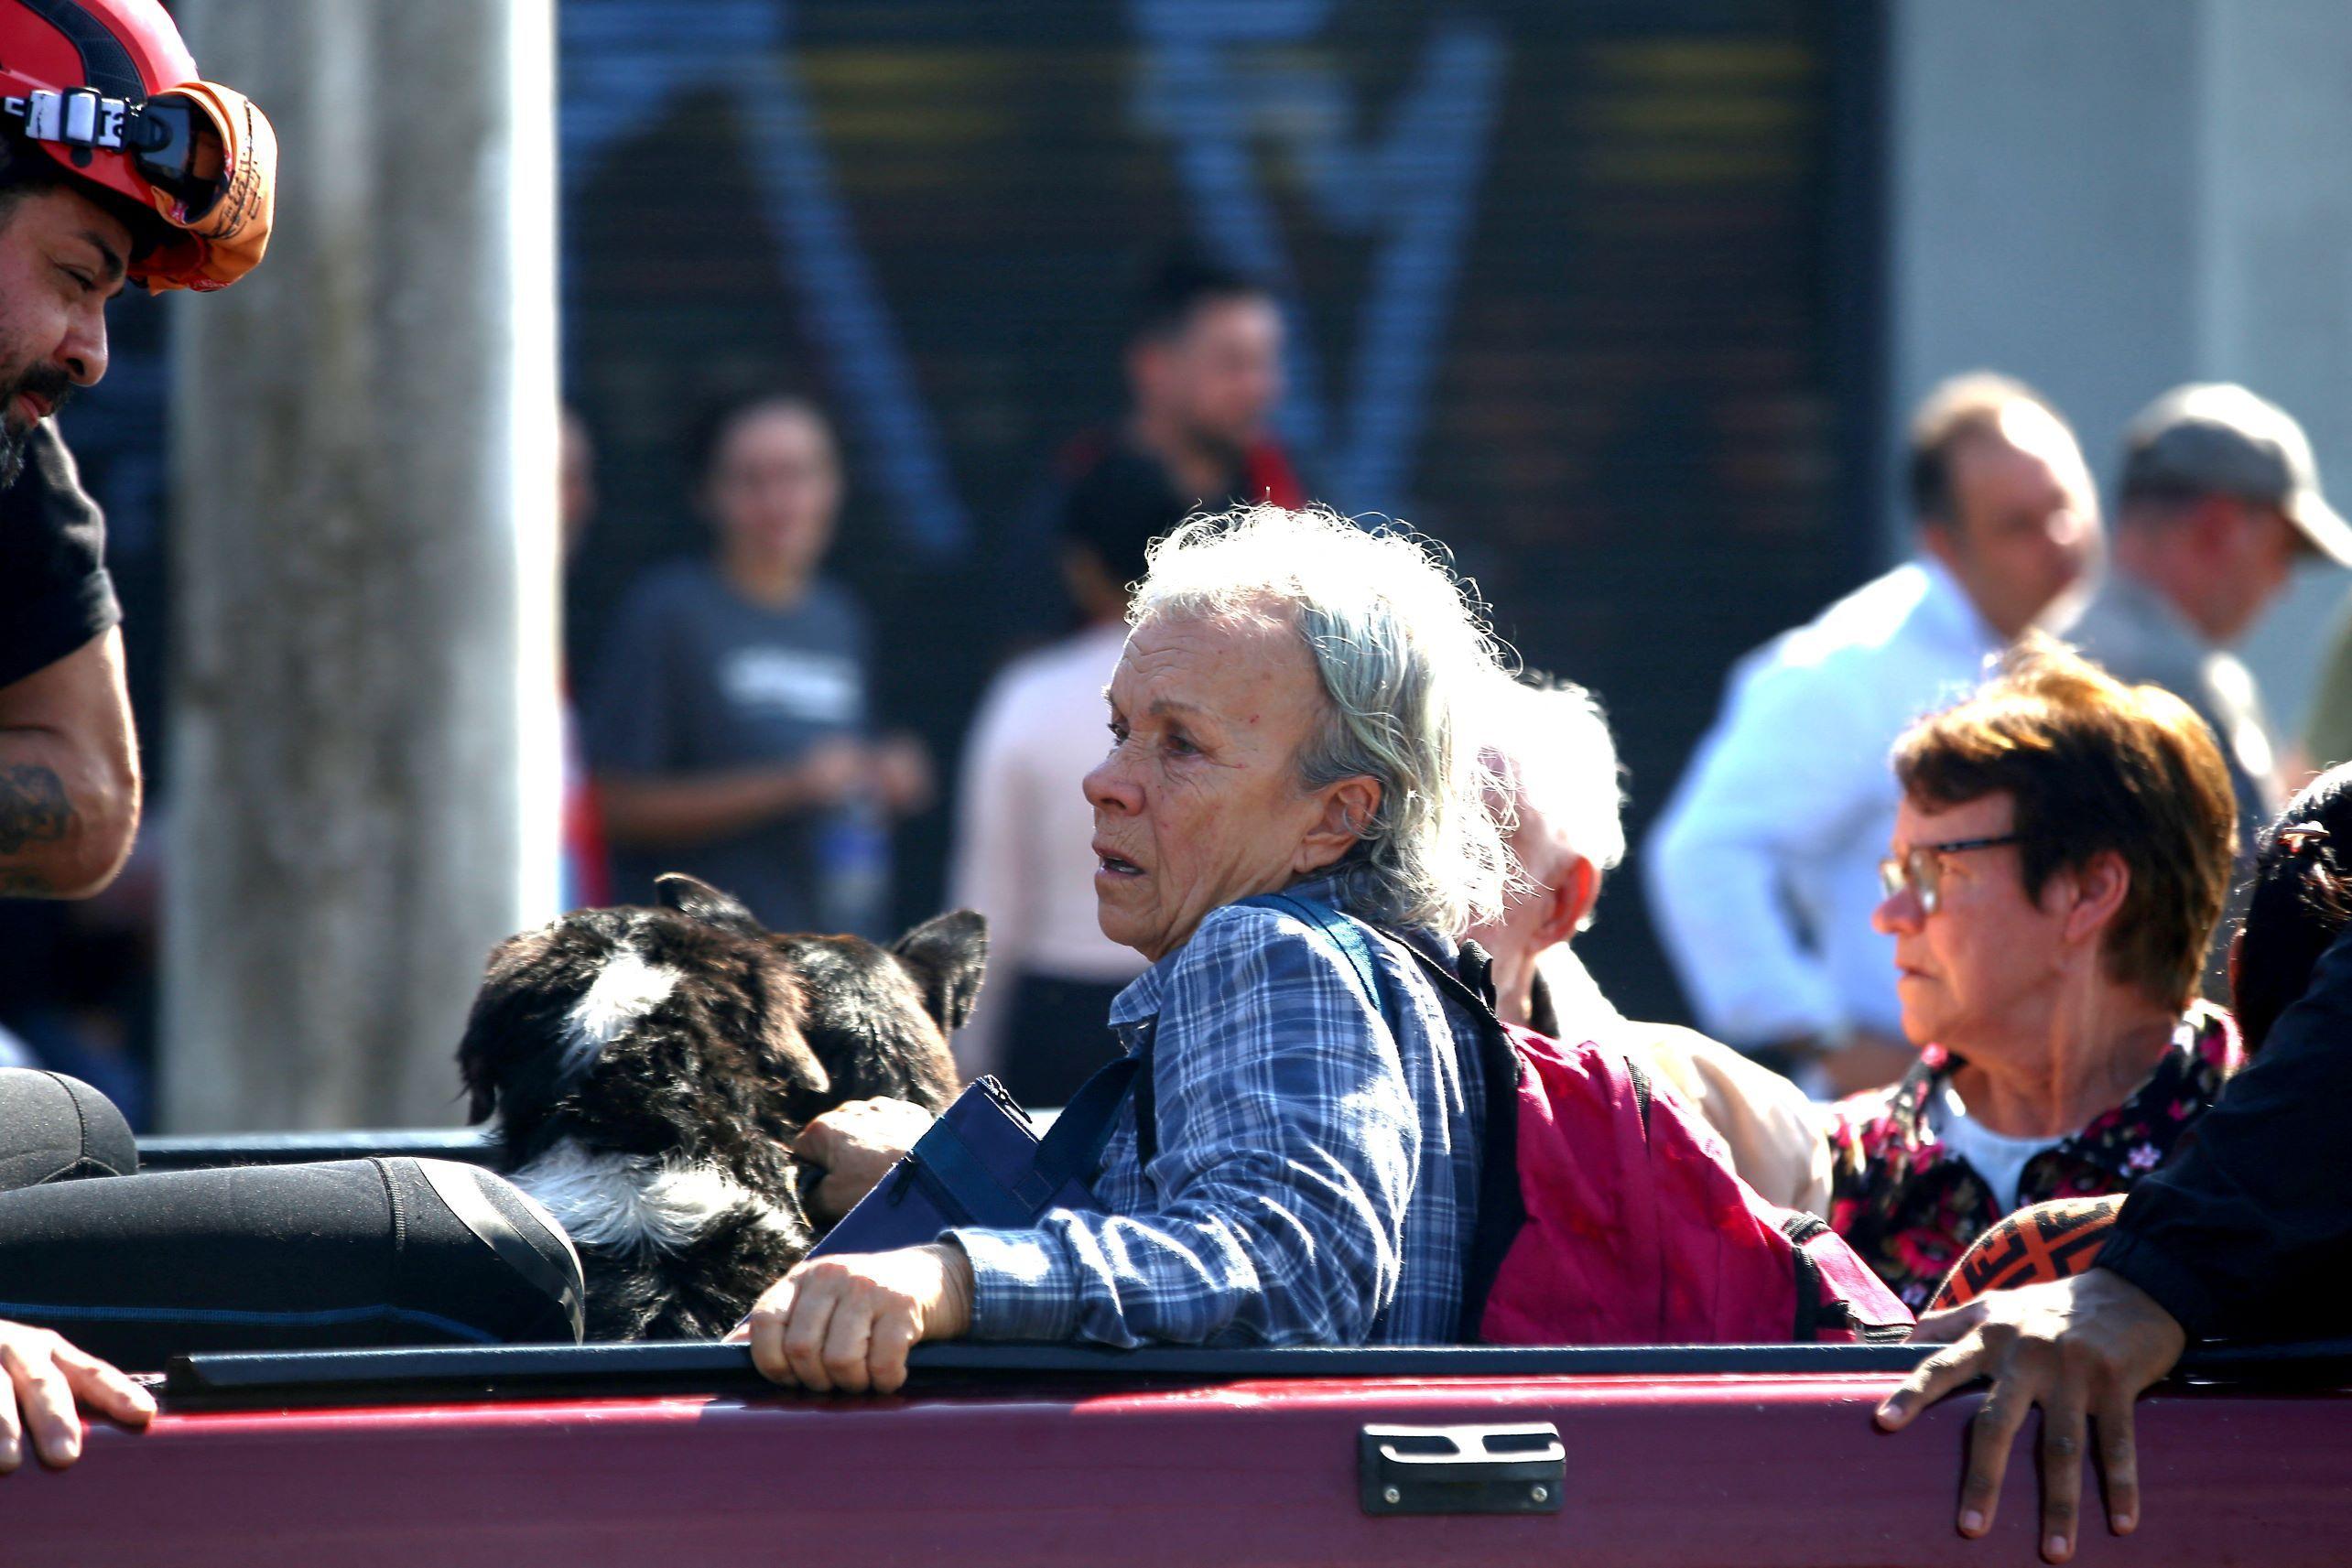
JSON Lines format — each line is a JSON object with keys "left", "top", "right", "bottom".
{"left": 1888, "top": 0, "right": 2352, "bottom": 722}
{"left": 1888, "top": 0, "right": 2203, "bottom": 546}
{"left": 163, "top": 0, "right": 561, "bottom": 1130}
{"left": 2196, "top": 5, "right": 2352, "bottom": 726}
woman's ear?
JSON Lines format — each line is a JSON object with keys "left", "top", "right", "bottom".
{"left": 1296, "top": 775, "right": 1382, "bottom": 875}
{"left": 2061, "top": 849, "right": 2133, "bottom": 946}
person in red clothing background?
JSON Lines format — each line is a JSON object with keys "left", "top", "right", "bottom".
{"left": 1049, "top": 251, "right": 1304, "bottom": 574}
{"left": 557, "top": 406, "right": 612, "bottom": 909}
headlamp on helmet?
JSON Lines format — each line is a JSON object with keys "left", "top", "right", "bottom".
{"left": 0, "top": 0, "right": 274, "bottom": 292}
{"left": 8, "top": 86, "right": 209, "bottom": 212}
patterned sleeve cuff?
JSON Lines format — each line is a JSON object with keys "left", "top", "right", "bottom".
{"left": 945, "top": 1227, "right": 1080, "bottom": 1342}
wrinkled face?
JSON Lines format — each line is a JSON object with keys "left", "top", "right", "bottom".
{"left": 1872, "top": 792, "right": 2066, "bottom": 1054}
{"left": 1144, "top": 296, "right": 1285, "bottom": 458}
{"left": 0, "top": 186, "right": 128, "bottom": 486}
{"left": 706, "top": 404, "right": 840, "bottom": 577}
{"left": 1085, "top": 611, "right": 1352, "bottom": 962}
{"left": 1924, "top": 406, "right": 2100, "bottom": 640}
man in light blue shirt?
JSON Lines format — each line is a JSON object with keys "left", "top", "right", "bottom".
{"left": 1645, "top": 373, "right": 2100, "bottom": 1096}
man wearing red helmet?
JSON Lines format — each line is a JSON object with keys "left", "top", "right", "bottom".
{"left": 0, "top": 0, "right": 271, "bottom": 900}
{"left": 0, "top": 0, "right": 273, "bottom": 1475}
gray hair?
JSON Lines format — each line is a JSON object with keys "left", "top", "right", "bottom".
{"left": 1481, "top": 678, "right": 1626, "bottom": 929}
{"left": 1130, "top": 503, "right": 1514, "bottom": 934}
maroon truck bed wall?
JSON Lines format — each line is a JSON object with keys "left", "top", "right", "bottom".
{"left": 8, "top": 1342, "right": 2346, "bottom": 1566}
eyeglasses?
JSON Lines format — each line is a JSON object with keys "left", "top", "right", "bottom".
{"left": 1877, "top": 834, "right": 2023, "bottom": 915}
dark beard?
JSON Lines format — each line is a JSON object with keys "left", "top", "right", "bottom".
{"left": 0, "top": 365, "right": 74, "bottom": 490}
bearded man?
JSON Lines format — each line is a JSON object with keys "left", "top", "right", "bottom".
{"left": 0, "top": 0, "right": 274, "bottom": 1469}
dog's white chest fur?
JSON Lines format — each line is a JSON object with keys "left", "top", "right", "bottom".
{"left": 510, "top": 1139, "right": 789, "bottom": 1257}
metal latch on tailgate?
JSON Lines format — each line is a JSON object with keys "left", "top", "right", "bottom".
{"left": 1357, "top": 1422, "right": 1566, "bottom": 1516}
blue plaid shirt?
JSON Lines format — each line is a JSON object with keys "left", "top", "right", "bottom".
{"left": 948, "top": 876, "right": 1486, "bottom": 1346}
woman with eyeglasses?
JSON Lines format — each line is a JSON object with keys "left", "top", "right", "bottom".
{"left": 1820, "top": 634, "right": 2240, "bottom": 1308}
{"left": 1871, "top": 761, "right": 2352, "bottom": 1557}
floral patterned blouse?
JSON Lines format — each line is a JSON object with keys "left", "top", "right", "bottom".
{"left": 1823, "top": 1001, "right": 2241, "bottom": 1310}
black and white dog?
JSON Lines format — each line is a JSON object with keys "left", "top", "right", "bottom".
{"left": 456, "top": 873, "right": 979, "bottom": 1341}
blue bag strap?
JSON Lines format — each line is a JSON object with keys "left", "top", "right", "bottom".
{"left": 1236, "top": 892, "right": 1405, "bottom": 1039}
{"left": 1011, "top": 893, "right": 1403, "bottom": 1205}
{"left": 886, "top": 1050, "right": 1144, "bottom": 1228}
{"left": 1021, "top": 1046, "right": 1144, "bottom": 1205}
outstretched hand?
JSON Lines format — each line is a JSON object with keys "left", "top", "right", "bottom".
{"left": 0, "top": 1321, "right": 154, "bottom": 1472}
{"left": 1874, "top": 1269, "right": 2186, "bottom": 1563}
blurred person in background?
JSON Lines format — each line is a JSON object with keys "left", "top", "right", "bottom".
{"left": 556, "top": 406, "right": 611, "bottom": 910}
{"left": 2063, "top": 383, "right": 2349, "bottom": 871}
{"left": 946, "top": 462, "right": 1173, "bottom": 1100}
{"left": 1825, "top": 638, "right": 2238, "bottom": 1310}
{"left": 1646, "top": 373, "right": 2099, "bottom": 1098}
{"left": 1044, "top": 252, "right": 1302, "bottom": 565}
{"left": 2303, "top": 602, "right": 2352, "bottom": 774}
{"left": 1470, "top": 677, "right": 1831, "bottom": 1217}
{"left": 587, "top": 392, "right": 931, "bottom": 936}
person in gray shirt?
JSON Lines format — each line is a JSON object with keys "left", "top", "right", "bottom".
{"left": 2064, "top": 384, "right": 2352, "bottom": 855}
{"left": 587, "top": 394, "right": 931, "bottom": 935}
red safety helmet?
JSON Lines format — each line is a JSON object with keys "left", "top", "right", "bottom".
{"left": 0, "top": 0, "right": 274, "bottom": 291}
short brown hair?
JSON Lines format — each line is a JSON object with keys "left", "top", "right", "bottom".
{"left": 1891, "top": 635, "right": 2235, "bottom": 1009}
{"left": 1906, "top": 372, "right": 2071, "bottom": 526}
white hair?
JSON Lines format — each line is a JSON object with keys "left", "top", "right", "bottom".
{"left": 1482, "top": 677, "right": 1626, "bottom": 929}
{"left": 1130, "top": 503, "right": 1514, "bottom": 935}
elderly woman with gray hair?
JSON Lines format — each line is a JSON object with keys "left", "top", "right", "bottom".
{"left": 739, "top": 504, "right": 1512, "bottom": 1391}
{"left": 1469, "top": 678, "right": 1833, "bottom": 1218}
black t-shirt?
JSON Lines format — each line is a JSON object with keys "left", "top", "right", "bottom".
{"left": 585, "top": 560, "right": 878, "bottom": 934}
{"left": 2099, "top": 922, "right": 2352, "bottom": 1340}
{"left": 0, "top": 421, "right": 118, "bottom": 688}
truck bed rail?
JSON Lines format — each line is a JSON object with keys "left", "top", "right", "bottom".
{"left": 157, "top": 1335, "right": 2352, "bottom": 1408}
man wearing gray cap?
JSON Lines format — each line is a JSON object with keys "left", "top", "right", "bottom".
{"left": 2065, "top": 384, "right": 2352, "bottom": 859}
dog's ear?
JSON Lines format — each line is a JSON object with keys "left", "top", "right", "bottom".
{"left": 888, "top": 910, "right": 989, "bottom": 1034}
{"left": 454, "top": 932, "right": 539, "bottom": 1124}
{"left": 656, "top": 874, "right": 764, "bottom": 935}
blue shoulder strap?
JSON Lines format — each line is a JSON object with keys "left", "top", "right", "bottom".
{"left": 1026, "top": 1048, "right": 1143, "bottom": 1195}
{"left": 1045, "top": 894, "right": 1405, "bottom": 1181}
{"left": 1235, "top": 892, "right": 1405, "bottom": 1039}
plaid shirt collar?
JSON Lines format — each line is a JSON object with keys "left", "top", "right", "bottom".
{"left": 1109, "top": 873, "right": 1361, "bottom": 1030}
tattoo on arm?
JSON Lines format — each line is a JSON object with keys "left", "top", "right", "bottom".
{"left": 0, "top": 764, "right": 73, "bottom": 856}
